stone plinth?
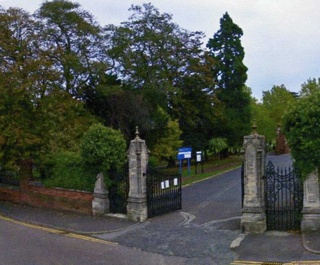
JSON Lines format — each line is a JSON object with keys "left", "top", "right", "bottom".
{"left": 92, "top": 173, "right": 109, "bottom": 216}
{"left": 127, "top": 195, "right": 148, "bottom": 222}
{"left": 241, "top": 128, "right": 267, "bottom": 233}
{"left": 301, "top": 171, "right": 320, "bottom": 232}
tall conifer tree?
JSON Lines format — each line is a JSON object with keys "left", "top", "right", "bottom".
{"left": 207, "top": 12, "right": 251, "bottom": 148}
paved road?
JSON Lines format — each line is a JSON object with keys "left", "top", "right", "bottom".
{"left": 0, "top": 165, "right": 243, "bottom": 265}
{"left": 96, "top": 167, "right": 243, "bottom": 264}
{"left": 0, "top": 216, "right": 201, "bottom": 265}
{"left": 95, "top": 153, "right": 297, "bottom": 264}
{"left": 1, "top": 154, "right": 305, "bottom": 264}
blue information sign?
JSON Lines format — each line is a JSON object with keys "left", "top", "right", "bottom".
{"left": 177, "top": 147, "right": 192, "bottom": 174}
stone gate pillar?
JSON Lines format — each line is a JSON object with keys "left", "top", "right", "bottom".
{"left": 301, "top": 171, "right": 320, "bottom": 231}
{"left": 241, "top": 122, "right": 267, "bottom": 233}
{"left": 127, "top": 127, "right": 148, "bottom": 222}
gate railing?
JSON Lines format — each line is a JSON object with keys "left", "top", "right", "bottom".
{"left": 108, "top": 163, "right": 129, "bottom": 214}
{"left": 265, "top": 161, "right": 303, "bottom": 231}
{"left": 241, "top": 161, "right": 244, "bottom": 208}
{"left": 146, "top": 166, "right": 182, "bottom": 218}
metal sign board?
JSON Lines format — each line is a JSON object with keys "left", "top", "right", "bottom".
{"left": 177, "top": 147, "right": 192, "bottom": 160}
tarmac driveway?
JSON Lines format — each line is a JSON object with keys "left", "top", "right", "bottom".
{"left": 97, "top": 167, "right": 243, "bottom": 264}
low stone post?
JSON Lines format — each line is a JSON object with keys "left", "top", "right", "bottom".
{"left": 301, "top": 171, "right": 320, "bottom": 231}
{"left": 92, "top": 172, "right": 110, "bottom": 216}
{"left": 127, "top": 127, "right": 148, "bottom": 222}
{"left": 241, "top": 122, "right": 267, "bottom": 233}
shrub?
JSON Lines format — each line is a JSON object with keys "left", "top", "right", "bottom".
{"left": 282, "top": 90, "right": 320, "bottom": 180}
{"left": 80, "top": 123, "right": 127, "bottom": 175}
{"left": 43, "top": 151, "right": 95, "bottom": 191}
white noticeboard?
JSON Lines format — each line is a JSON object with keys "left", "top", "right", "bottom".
{"left": 161, "top": 181, "right": 165, "bottom": 189}
{"left": 165, "top": 180, "right": 170, "bottom": 188}
{"left": 179, "top": 151, "right": 191, "bottom": 159}
{"left": 174, "top": 178, "right": 178, "bottom": 186}
{"left": 196, "top": 151, "right": 202, "bottom": 162}
{"left": 161, "top": 180, "right": 171, "bottom": 189}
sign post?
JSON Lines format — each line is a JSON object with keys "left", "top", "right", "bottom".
{"left": 177, "top": 147, "right": 192, "bottom": 175}
{"left": 195, "top": 151, "right": 203, "bottom": 174}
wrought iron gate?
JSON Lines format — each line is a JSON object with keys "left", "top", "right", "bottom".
{"left": 265, "top": 161, "right": 303, "bottom": 231}
{"left": 241, "top": 162, "right": 244, "bottom": 208}
{"left": 108, "top": 163, "right": 129, "bottom": 214}
{"left": 147, "top": 167, "right": 182, "bottom": 218}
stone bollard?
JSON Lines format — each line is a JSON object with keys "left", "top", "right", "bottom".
{"left": 126, "top": 127, "right": 148, "bottom": 222}
{"left": 241, "top": 122, "right": 267, "bottom": 233}
{"left": 92, "top": 172, "right": 110, "bottom": 216}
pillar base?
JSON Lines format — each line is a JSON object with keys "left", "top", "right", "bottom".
{"left": 241, "top": 211, "right": 266, "bottom": 233}
{"left": 127, "top": 196, "right": 147, "bottom": 222}
{"left": 92, "top": 193, "right": 109, "bottom": 216}
{"left": 301, "top": 208, "right": 320, "bottom": 232}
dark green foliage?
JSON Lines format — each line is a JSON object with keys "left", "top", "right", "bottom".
{"left": 43, "top": 151, "right": 95, "bottom": 192}
{"left": 250, "top": 98, "right": 276, "bottom": 143}
{"left": 262, "top": 85, "right": 297, "bottom": 125}
{"left": 282, "top": 90, "right": 320, "bottom": 180}
{"left": 207, "top": 12, "right": 251, "bottom": 148}
{"left": 43, "top": 124, "right": 127, "bottom": 191}
{"left": 80, "top": 124, "right": 127, "bottom": 175}
{"left": 105, "top": 4, "right": 218, "bottom": 151}
{"left": 35, "top": 0, "right": 106, "bottom": 98}
{"left": 84, "top": 76, "right": 153, "bottom": 142}
{"left": 300, "top": 78, "right": 320, "bottom": 97}
{"left": 207, "top": 12, "right": 247, "bottom": 90}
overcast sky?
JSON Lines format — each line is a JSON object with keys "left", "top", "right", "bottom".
{"left": 1, "top": 0, "right": 319, "bottom": 100}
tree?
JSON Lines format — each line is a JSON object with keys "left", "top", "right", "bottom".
{"left": 172, "top": 52, "right": 219, "bottom": 152}
{"left": 262, "top": 85, "right": 297, "bottom": 126}
{"left": 282, "top": 90, "right": 320, "bottom": 180}
{"left": 105, "top": 4, "right": 205, "bottom": 94}
{"left": 250, "top": 97, "right": 275, "bottom": 144}
{"left": 207, "top": 12, "right": 251, "bottom": 148}
{"left": 209, "top": 138, "right": 228, "bottom": 160}
{"left": 0, "top": 6, "right": 100, "bottom": 173}
{"left": 84, "top": 74, "right": 154, "bottom": 142}
{"left": 105, "top": 3, "right": 218, "bottom": 151}
{"left": 0, "top": 7, "right": 50, "bottom": 172}
{"left": 38, "top": 90, "right": 98, "bottom": 156}
{"left": 300, "top": 78, "right": 320, "bottom": 97}
{"left": 35, "top": 0, "right": 106, "bottom": 98}
{"left": 152, "top": 119, "right": 183, "bottom": 164}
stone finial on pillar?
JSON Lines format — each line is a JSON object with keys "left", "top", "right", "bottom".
{"left": 127, "top": 126, "right": 148, "bottom": 222}
{"left": 252, "top": 119, "right": 258, "bottom": 136}
{"left": 241, "top": 120, "right": 267, "bottom": 233}
{"left": 92, "top": 172, "right": 110, "bottom": 216}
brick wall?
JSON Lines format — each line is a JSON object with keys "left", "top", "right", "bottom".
{"left": 0, "top": 185, "right": 21, "bottom": 203}
{"left": 0, "top": 182, "right": 93, "bottom": 214}
{"left": 275, "top": 132, "right": 290, "bottom": 155}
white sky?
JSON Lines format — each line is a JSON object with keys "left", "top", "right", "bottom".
{"left": 1, "top": 0, "right": 320, "bottom": 100}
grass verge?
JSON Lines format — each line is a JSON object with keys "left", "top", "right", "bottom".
{"left": 180, "top": 155, "right": 242, "bottom": 186}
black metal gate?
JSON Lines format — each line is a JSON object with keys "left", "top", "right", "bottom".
{"left": 108, "top": 163, "right": 129, "bottom": 214}
{"left": 241, "top": 162, "right": 244, "bottom": 208}
{"left": 147, "top": 167, "right": 182, "bottom": 218}
{"left": 265, "top": 161, "right": 303, "bottom": 231}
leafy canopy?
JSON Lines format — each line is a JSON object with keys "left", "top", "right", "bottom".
{"left": 282, "top": 90, "right": 320, "bottom": 179}
{"left": 262, "top": 85, "right": 297, "bottom": 126}
{"left": 35, "top": 0, "right": 106, "bottom": 98}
